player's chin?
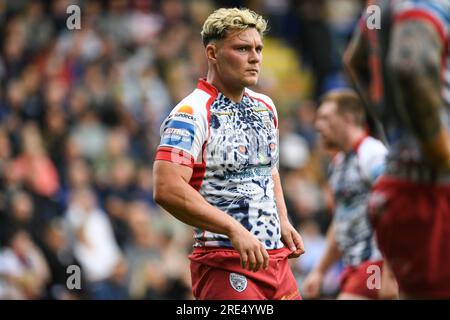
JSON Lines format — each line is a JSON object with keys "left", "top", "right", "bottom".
{"left": 323, "top": 138, "right": 336, "bottom": 149}
{"left": 243, "top": 76, "right": 259, "bottom": 87}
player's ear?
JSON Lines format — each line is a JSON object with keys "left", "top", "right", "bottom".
{"left": 343, "top": 112, "right": 355, "bottom": 125}
{"left": 205, "top": 43, "right": 218, "bottom": 64}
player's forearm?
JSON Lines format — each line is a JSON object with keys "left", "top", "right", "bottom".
{"left": 393, "top": 76, "right": 450, "bottom": 167}
{"left": 421, "top": 130, "right": 450, "bottom": 169}
{"left": 344, "top": 58, "right": 369, "bottom": 106}
{"left": 314, "top": 223, "right": 341, "bottom": 275}
{"left": 388, "top": 20, "right": 450, "bottom": 168}
{"left": 344, "top": 29, "right": 388, "bottom": 142}
{"left": 344, "top": 28, "right": 371, "bottom": 108}
{"left": 154, "top": 174, "right": 242, "bottom": 237}
{"left": 391, "top": 63, "right": 443, "bottom": 140}
{"left": 345, "top": 65, "right": 371, "bottom": 113}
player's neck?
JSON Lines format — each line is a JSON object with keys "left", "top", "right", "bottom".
{"left": 206, "top": 73, "right": 244, "bottom": 103}
{"left": 345, "top": 128, "right": 367, "bottom": 153}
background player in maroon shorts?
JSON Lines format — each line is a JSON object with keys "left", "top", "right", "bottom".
{"left": 303, "top": 89, "right": 397, "bottom": 299}
{"left": 345, "top": 0, "right": 450, "bottom": 298}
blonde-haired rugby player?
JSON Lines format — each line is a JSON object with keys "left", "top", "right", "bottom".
{"left": 153, "top": 7, "right": 304, "bottom": 300}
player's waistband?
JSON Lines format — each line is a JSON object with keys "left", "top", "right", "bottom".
{"left": 385, "top": 160, "right": 450, "bottom": 184}
{"left": 191, "top": 246, "right": 288, "bottom": 255}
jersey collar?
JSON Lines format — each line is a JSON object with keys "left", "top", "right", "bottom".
{"left": 352, "top": 133, "right": 368, "bottom": 153}
{"left": 197, "top": 78, "right": 218, "bottom": 98}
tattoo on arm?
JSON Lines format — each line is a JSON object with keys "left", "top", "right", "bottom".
{"left": 388, "top": 20, "right": 443, "bottom": 142}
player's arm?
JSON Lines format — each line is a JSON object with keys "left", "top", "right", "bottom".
{"left": 344, "top": 26, "right": 371, "bottom": 108}
{"left": 344, "top": 26, "right": 386, "bottom": 141}
{"left": 380, "top": 258, "right": 399, "bottom": 299}
{"left": 153, "top": 160, "right": 269, "bottom": 272}
{"left": 387, "top": 19, "right": 450, "bottom": 170}
{"left": 316, "top": 222, "right": 342, "bottom": 273}
{"left": 272, "top": 167, "right": 305, "bottom": 258}
{"left": 302, "top": 222, "right": 341, "bottom": 299}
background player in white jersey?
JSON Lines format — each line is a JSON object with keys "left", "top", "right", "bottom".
{"left": 152, "top": 8, "right": 304, "bottom": 300}
{"left": 303, "top": 89, "right": 397, "bottom": 299}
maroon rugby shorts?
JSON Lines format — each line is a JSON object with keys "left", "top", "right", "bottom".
{"left": 369, "top": 176, "right": 450, "bottom": 298}
{"left": 189, "top": 246, "right": 301, "bottom": 300}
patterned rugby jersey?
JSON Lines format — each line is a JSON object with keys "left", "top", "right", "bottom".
{"left": 155, "top": 79, "right": 283, "bottom": 249}
{"left": 329, "top": 136, "right": 387, "bottom": 266}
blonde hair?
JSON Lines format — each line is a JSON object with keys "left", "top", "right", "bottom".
{"left": 201, "top": 8, "right": 268, "bottom": 46}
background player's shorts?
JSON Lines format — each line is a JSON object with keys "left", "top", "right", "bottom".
{"left": 189, "top": 247, "right": 301, "bottom": 300}
{"left": 369, "top": 176, "right": 450, "bottom": 298}
{"left": 340, "top": 260, "right": 383, "bottom": 299}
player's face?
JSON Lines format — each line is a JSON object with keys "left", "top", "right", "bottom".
{"left": 315, "top": 101, "right": 346, "bottom": 150}
{"left": 214, "top": 28, "right": 263, "bottom": 89}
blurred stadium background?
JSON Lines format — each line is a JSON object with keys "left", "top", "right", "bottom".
{"left": 0, "top": 0, "right": 365, "bottom": 299}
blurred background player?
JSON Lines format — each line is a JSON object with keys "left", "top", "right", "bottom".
{"left": 302, "top": 89, "right": 397, "bottom": 299}
{"left": 345, "top": 0, "right": 450, "bottom": 298}
{"left": 152, "top": 8, "right": 304, "bottom": 300}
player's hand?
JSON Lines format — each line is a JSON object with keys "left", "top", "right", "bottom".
{"left": 280, "top": 219, "right": 305, "bottom": 259}
{"left": 421, "top": 132, "right": 450, "bottom": 172}
{"left": 379, "top": 259, "right": 399, "bottom": 299}
{"left": 302, "top": 269, "right": 324, "bottom": 299}
{"left": 228, "top": 224, "right": 269, "bottom": 272}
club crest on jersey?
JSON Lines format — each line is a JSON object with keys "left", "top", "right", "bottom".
{"left": 229, "top": 273, "right": 247, "bottom": 292}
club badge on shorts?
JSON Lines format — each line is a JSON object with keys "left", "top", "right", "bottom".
{"left": 229, "top": 273, "right": 247, "bottom": 292}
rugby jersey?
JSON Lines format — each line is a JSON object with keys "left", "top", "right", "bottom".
{"left": 329, "top": 136, "right": 387, "bottom": 266}
{"left": 155, "top": 79, "right": 283, "bottom": 249}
